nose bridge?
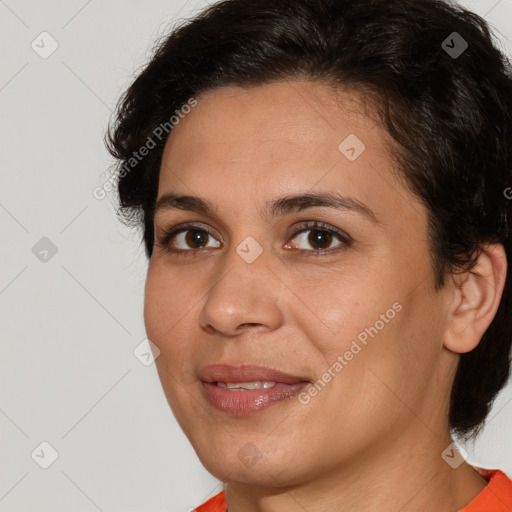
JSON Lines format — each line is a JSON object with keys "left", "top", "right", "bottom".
{"left": 198, "top": 240, "right": 283, "bottom": 335}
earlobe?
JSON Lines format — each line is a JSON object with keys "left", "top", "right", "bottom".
{"left": 443, "top": 243, "right": 508, "bottom": 354}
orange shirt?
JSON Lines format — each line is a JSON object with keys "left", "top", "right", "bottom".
{"left": 195, "top": 490, "right": 226, "bottom": 512}
{"left": 461, "top": 467, "right": 512, "bottom": 511}
{"left": 194, "top": 467, "right": 512, "bottom": 512}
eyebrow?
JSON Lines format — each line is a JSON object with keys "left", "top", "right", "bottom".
{"left": 153, "top": 191, "right": 380, "bottom": 224}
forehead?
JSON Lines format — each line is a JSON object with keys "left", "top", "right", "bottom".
{"left": 157, "top": 80, "right": 420, "bottom": 228}
{"left": 162, "top": 80, "right": 383, "bottom": 162}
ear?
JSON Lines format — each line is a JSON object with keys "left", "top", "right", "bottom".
{"left": 443, "top": 243, "right": 508, "bottom": 354}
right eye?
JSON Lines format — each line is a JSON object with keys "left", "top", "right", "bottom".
{"left": 156, "top": 224, "right": 222, "bottom": 254}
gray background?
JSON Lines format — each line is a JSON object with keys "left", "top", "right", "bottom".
{"left": 0, "top": 0, "right": 511, "bottom": 510}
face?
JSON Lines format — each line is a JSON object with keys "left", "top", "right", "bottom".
{"left": 144, "top": 80, "right": 456, "bottom": 485}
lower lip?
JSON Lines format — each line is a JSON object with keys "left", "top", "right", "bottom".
{"left": 202, "top": 382, "right": 309, "bottom": 415}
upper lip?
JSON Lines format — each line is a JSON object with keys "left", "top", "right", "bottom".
{"left": 199, "top": 364, "right": 309, "bottom": 384}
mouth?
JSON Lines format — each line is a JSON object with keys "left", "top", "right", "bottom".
{"left": 199, "top": 364, "right": 310, "bottom": 415}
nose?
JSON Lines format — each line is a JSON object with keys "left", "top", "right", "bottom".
{"left": 198, "top": 248, "right": 284, "bottom": 337}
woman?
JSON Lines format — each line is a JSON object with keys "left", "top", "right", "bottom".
{"left": 105, "top": 0, "right": 512, "bottom": 510}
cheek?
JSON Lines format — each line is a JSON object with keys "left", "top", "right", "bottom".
{"left": 143, "top": 264, "right": 207, "bottom": 391}
{"left": 143, "top": 273, "right": 169, "bottom": 342}
{"left": 143, "top": 263, "right": 192, "bottom": 340}
{"left": 144, "top": 268, "right": 200, "bottom": 415}
{"left": 345, "top": 294, "right": 445, "bottom": 415}
{"left": 296, "top": 277, "right": 389, "bottom": 360}
{"left": 296, "top": 270, "right": 433, "bottom": 403}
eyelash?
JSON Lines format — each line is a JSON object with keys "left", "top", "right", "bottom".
{"left": 155, "top": 220, "right": 352, "bottom": 257}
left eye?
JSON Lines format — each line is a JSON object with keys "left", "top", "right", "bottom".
{"left": 287, "top": 226, "right": 347, "bottom": 251}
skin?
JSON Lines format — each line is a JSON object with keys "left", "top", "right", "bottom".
{"left": 143, "top": 80, "right": 507, "bottom": 512}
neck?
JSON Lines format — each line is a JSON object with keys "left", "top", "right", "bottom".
{"left": 223, "top": 425, "right": 488, "bottom": 512}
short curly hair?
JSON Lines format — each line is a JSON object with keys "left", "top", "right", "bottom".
{"left": 105, "top": 0, "right": 512, "bottom": 440}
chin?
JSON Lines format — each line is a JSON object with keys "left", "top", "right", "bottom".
{"left": 196, "top": 441, "right": 306, "bottom": 487}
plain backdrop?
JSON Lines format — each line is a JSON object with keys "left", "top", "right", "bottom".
{"left": 1, "top": 0, "right": 511, "bottom": 510}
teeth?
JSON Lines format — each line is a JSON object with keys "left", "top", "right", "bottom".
{"left": 217, "top": 381, "right": 276, "bottom": 390}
